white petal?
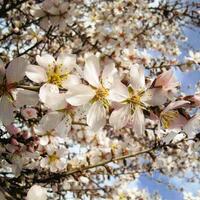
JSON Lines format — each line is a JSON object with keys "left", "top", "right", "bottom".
{"left": 84, "top": 54, "right": 100, "bottom": 87}
{"left": 55, "top": 115, "right": 72, "bottom": 137}
{"left": 164, "top": 100, "right": 189, "bottom": 112}
{"left": 61, "top": 74, "right": 80, "bottom": 89}
{"left": 27, "top": 185, "right": 47, "bottom": 200}
{"left": 130, "top": 64, "right": 145, "bottom": 89}
{"left": 25, "top": 65, "right": 48, "bottom": 83}
{"left": 14, "top": 89, "right": 39, "bottom": 107}
{"left": 109, "top": 105, "right": 131, "bottom": 129}
{"left": 36, "top": 54, "right": 55, "bottom": 69}
{"left": 162, "top": 132, "right": 177, "bottom": 144}
{"left": 66, "top": 84, "right": 95, "bottom": 106}
{"left": 108, "top": 80, "right": 128, "bottom": 102}
{"left": 39, "top": 83, "right": 67, "bottom": 110}
{"left": 132, "top": 107, "right": 145, "bottom": 135}
{"left": 39, "top": 136, "right": 49, "bottom": 146}
{"left": 0, "top": 96, "right": 14, "bottom": 125}
{"left": 87, "top": 102, "right": 106, "bottom": 131}
{"left": 102, "top": 62, "right": 118, "bottom": 88}
{"left": 57, "top": 53, "right": 77, "bottom": 72}
{"left": 6, "top": 57, "right": 28, "bottom": 84}
{"left": 37, "top": 111, "right": 64, "bottom": 132}
{"left": 144, "top": 88, "right": 167, "bottom": 106}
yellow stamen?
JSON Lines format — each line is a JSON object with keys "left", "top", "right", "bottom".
{"left": 91, "top": 86, "right": 109, "bottom": 108}
{"left": 48, "top": 152, "right": 59, "bottom": 164}
{"left": 161, "top": 110, "right": 179, "bottom": 129}
{"left": 46, "top": 63, "right": 68, "bottom": 87}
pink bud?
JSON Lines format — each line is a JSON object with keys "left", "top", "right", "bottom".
{"left": 21, "top": 108, "right": 37, "bottom": 120}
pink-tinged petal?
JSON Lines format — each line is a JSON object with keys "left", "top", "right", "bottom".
{"left": 6, "top": 57, "right": 28, "bottom": 84}
{"left": 57, "top": 53, "right": 77, "bottom": 73}
{"left": 164, "top": 100, "right": 190, "bottom": 112}
{"left": 155, "top": 70, "right": 173, "bottom": 86}
{"left": 130, "top": 64, "right": 145, "bottom": 89}
{"left": 167, "top": 113, "right": 188, "bottom": 129}
{"left": 39, "top": 83, "right": 67, "bottom": 110}
{"left": 36, "top": 54, "right": 55, "bottom": 69}
{"left": 144, "top": 88, "right": 167, "bottom": 106}
{"left": 132, "top": 107, "right": 145, "bottom": 135}
{"left": 55, "top": 115, "right": 72, "bottom": 137}
{"left": 37, "top": 111, "right": 64, "bottom": 132}
{"left": 84, "top": 54, "right": 100, "bottom": 87}
{"left": 0, "top": 95, "right": 14, "bottom": 125}
{"left": 102, "top": 62, "right": 117, "bottom": 88}
{"left": 87, "top": 102, "right": 106, "bottom": 131}
{"left": 66, "top": 84, "right": 95, "bottom": 106}
{"left": 155, "top": 70, "right": 179, "bottom": 91}
{"left": 108, "top": 80, "right": 128, "bottom": 102}
{"left": 109, "top": 104, "right": 131, "bottom": 130}
{"left": 61, "top": 74, "right": 80, "bottom": 89}
{"left": 183, "top": 114, "right": 200, "bottom": 138}
{"left": 14, "top": 89, "right": 39, "bottom": 107}
{"left": 25, "top": 65, "right": 48, "bottom": 83}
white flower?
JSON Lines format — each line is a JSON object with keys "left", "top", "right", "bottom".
{"left": 26, "top": 53, "right": 80, "bottom": 88}
{"left": 109, "top": 64, "right": 153, "bottom": 134}
{"left": 66, "top": 53, "right": 117, "bottom": 131}
{"left": 40, "top": 144, "right": 67, "bottom": 172}
{"left": 27, "top": 185, "right": 47, "bottom": 200}
{"left": 0, "top": 57, "right": 28, "bottom": 125}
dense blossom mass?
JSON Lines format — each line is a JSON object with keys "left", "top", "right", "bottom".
{"left": 0, "top": 0, "right": 200, "bottom": 199}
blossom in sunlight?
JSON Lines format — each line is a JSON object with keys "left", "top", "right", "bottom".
{"left": 109, "top": 64, "right": 163, "bottom": 134}
{"left": 40, "top": 144, "right": 67, "bottom": 172}
{"left": 27, "top": 185, "right": 47, "bottom": 200}
{"left": 0, "top": 57, "right": 28, "bottom": 125}
{"left": 25, "top": 53, "right": 80, "bottom": 110}
{"left": 66, "top": 53, "right": 117, "bottom": 131}
{"left": 25, "top": 53, "right": 80, "bottom": 88}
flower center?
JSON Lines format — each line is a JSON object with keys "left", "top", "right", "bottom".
{"left": 46, "top": 63, "right": 68, "bottom": 87}
{"left": 161, "top": 110, "right": 179, "bottom": 129}
{"left": 48, "top": 152, "right": 59, "bottom": 164}
{"left": 91, "top": 86, "right": 109, "bottom": 107}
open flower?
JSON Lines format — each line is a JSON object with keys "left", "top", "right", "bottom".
{"left": 40, "top": 144, "right": 67, "bottom": 172}
{"left": 66, "top": 53, "right": 117, "bottom": 131}
{"left": 26, "top": 53, "right": 80, "bottom": 89}
{"left": 0, "top": 57, "right": 27, "bottom": 125}
{"left": 109, "top": 64, "right": 153, "bottom": 134}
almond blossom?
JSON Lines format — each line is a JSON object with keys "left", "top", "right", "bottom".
{"left": 27, "top": 185, "right": 47, "bottom": 200}
{"left": 109, "top": 64, "right": 162, "bottom": 134}
{"left": 66, "top": 53, "right": 117, "bottom": 131}
{"left": 40, "top": 144, "right": 67, "bottom": 172}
